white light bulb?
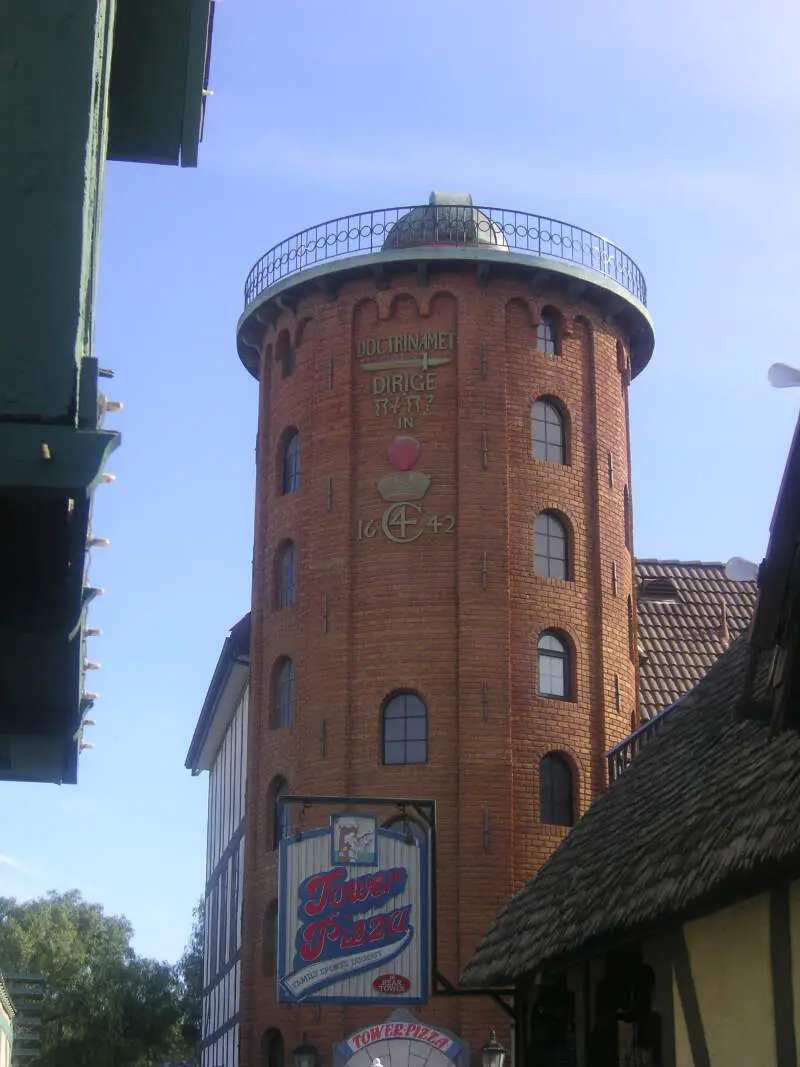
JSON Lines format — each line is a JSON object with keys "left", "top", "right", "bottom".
{"left": 725, "top": 556, "right": 759, "bottom": 581}
{"left": 768, "top": 363, "right": 800, "bottom": 388}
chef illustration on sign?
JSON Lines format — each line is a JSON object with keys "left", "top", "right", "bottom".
{"left": 332, "top": 814, "right": 378, "bottom": 866}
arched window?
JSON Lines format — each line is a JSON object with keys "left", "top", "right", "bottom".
{"left": 534, "top": 512, "right": 568, "bottom": 579}
{"left": 540, "top": 753, "right": 574, "bottom": 826}
{"left": 537, "top": 310, "right": 558, "bottom": 355}
{"left": 627, "top": 595, "right": 635, "bottom": 661}
{"left": 532, "top": 398, "right": 566, "bottom": 464}
{"left": 538, "top": 631, "right": 571, "bottom": 699}
{"left": 262, "top": 1029, "right": 285, "bottom": 1067}
{"left": 281, "top": 431, "right": 300, "bottom": 494}
{"left": 261, "top": 900, "right": 278, "bottom": 976}
{"left": 277, "top": 542, "right": 297, "bottom": 608}
{"left": 269, "top": 777, "right": 291, "bottom": 850}
{"left": 274, "top": 657, "right": 294, "bottom": 727}
{"left": 382, "top": 691, "right": 428, "bottom": 765}
{"left": 623, "top": 486, "right": 631, "bottom": 549}
{"left": 383, "top": 816, "right": 428, "bottom": 845}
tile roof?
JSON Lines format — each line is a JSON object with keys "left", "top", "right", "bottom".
{"left": 634, "top": 559, "right": 757, "bottom": 720}
{"left": 461, "top": 635, "right": 800, "bottom": 988}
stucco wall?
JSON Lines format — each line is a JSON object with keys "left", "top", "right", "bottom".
{"left": 0, "top": 1007, "right": 11, "bottom": 1067}
{"left": 674, "top": 893, "right": 776, "bottom": 1066}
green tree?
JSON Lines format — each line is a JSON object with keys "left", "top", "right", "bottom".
{"left": 176, "top": 898, "right": 204, "bottom": 1058}
{"left": 0, "top": 890, "right": 188, "bottom": 1067}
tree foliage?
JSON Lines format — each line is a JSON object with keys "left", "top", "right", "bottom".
{"left": 176, "top": 898, "right": 204, "bottom": 1057}
{"left": 0, "top": 890, "right": 202, "bottom": 1067}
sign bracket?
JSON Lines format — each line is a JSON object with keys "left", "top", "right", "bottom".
{"left": 433, "top": 969, "right": 515, "bottom": 1018}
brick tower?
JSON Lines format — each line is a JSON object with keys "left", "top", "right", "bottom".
{"left": 236, "top": 194, "right": 654, "bottom": 1067}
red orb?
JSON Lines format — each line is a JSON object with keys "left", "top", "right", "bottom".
{"left": 388, "top": 435, "right": 421, "bottom": 471}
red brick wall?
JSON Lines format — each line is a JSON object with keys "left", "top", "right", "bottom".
{"left": 240, "top": 267, "right": 638, "bottom": 1067}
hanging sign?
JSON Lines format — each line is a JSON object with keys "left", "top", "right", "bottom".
{"left": 277, "top": 814, "right": 429, "bottom": 1004}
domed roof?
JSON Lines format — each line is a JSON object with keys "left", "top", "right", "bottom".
{"left": 382, "top": 192, "right": 508, "bottom": 252}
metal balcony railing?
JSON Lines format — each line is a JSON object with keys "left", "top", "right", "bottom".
{"left": 243, "top": 204, "right": 647, "bottom": 308}
{"left": 606, "top": 697, "right": 684, "bottom": 785}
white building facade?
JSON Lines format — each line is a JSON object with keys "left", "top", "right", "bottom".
{"left": 186, "top": 615, "right": 250, "bottom": 1067}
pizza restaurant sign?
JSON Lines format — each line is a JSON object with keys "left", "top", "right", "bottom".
{"left": 341, "top": 1022, "right": 460, "bottom": 1056}
{"left": 277, "top": 814, "right": 428, "bottom": 1003}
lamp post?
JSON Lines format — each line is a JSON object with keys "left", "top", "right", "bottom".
{"left": 292, "top": 1038, "right": 319, "bottom": 1067}
{"left": 481, "top": 1030, "right": 506, "bottom": 1067}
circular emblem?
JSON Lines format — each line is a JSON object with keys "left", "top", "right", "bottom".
{"left": 382, "top": 502, "right": 423, "bottom": 543}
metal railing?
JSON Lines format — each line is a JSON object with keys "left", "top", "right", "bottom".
{"left": 606, "top": 697, "right": 684, "bottom": 785}
{"left": 243, "top": 204, "right": 647, "bottom": 308}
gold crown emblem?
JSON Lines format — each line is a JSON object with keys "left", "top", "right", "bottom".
{"left": 376, "top": 470, "right": 432, "bottom": 502}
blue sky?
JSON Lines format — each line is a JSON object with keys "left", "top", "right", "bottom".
{"left": 3, "top": 0, "right": 800, "bottom": 964}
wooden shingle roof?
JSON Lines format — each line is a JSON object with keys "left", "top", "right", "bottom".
{"left": 0, "top": 972, "right": 14, "bottom": 1019}
{"left": 635, "top": 560, "right": 757, "bottom": 720}
{"left": 461, "top": 636, "right": 800, "bottom": 988}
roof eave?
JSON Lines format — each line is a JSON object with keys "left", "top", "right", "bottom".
{"left": 750, "top": 414, "right": 800, "bottom": 653}
{"left": 185, "top": 613, "right": 251, "bottom": 772}
{"left": 236, "top": 247, "right": 655, "bottom": 381}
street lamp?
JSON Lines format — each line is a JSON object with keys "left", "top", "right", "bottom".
{"left": 292, "top": 1038, "right": 319, "bottom": 1067}
{"left": 481, "top": 1031, "right": 506, "bottom": 1067}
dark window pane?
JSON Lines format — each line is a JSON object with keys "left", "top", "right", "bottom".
{"left": 267, "top": 1032, "right": 285, "bottom": 1067}
{"left": 534, "top": 513, "right": 568, "bottom": 579}
{"left": 405, "top": 717, "right": 427, "bottom": 740}
{"left": 549, "top": 557, "right": 566, "bottom": 580}
{"left": 272, "top": 781, "right": 291, "bottom": 850}
{"left": 384, "top": 741, "right": 406, "bottom": 764}
{"left": 540, "top": 633, "right": 566, "bottom": 654}
{"left": 276, "top": 659, "right": 294, "bottom": 726}
{"left": 405, "top": 740, "right": 427, "bottom": 763}
{"left": 382, "top": 691, "right": 428, "bottom": 765}
{"left": 281, "top": 340, "right": 295, "bottom": 378}
{"left": 540, "top": 657, "right": 565, "bottom": 697}
{"left": 537, "top": 314, "right": 557, "bottom": 355}
{"left": 404, "top": 694, "right": 425, "bottom": 717}
{"left": 540, "top": 753, "right": 574, "bottom": 826}
{"left": 538, "top": 632, "right": 570, "bottom": 698}
{"left": 383, "top": 718, "right": 405, "bottom": 742}
{"left": 532, "top": 399, "right": 565, "bottom": 464}
{"left": 278, "top": 543, "right": 297, "bottom": 608}
{"left": 282, "top": 433, "right": 300, "bottom": 494}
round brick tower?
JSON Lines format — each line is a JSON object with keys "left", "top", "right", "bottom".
{"left": 236, "top": 194, "right": 654, "bottom": 1067}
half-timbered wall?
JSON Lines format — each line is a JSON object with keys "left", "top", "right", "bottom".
{"left": 202, "top": 684, "right": 248, "bottom": 1067}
